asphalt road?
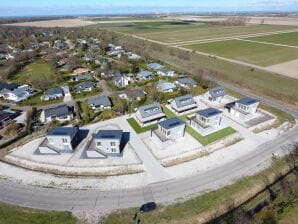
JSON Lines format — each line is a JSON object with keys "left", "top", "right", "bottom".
{"left": 0, "top": 125, "right": 297, "bottom": 214}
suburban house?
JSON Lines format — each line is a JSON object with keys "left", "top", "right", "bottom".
{"left": 151, "top": 118, "right": 186, "bottom": 144}
{"left": 127, "top": 52, "right": 140, "bottom": 60}
{"left": 204, "top": 86, "right": 226, "bottom": 104}
{"left": 0, "top": 82, "right": 19, "bottom": 91}
{"left": 38, "top": 127, "right": 80, "bottom": 154}
{"left": 88, "top": 96, "right": 112, "bottom": 111}
{"left": 73, "top": 67, "right": 90, "bottom": 75}
{"left": 118, "top": 89, "right": 146, "bottom": 102}
{"left": 147, "top": 63, "right": 164, "bottom": 70}
{"left": 74, "top": 81, "right": 96, "bottom": 93}
{"left": 61, "top": 86, "right": 71, "bottom": 97}
{"left": 40, "top": 104, "right": 74, "bottom": 123}
{"left": 43, "top": 87, "right": 64, "bottom": 101}
{"left": 0, "top": 109, "right": 18, "bottom": 128}
{"left": 157, "top": 68, "right": 175, "bottom": 77}
{"left": 136, "top": 103, "right": 165, "bottom": 126}
{"left": 53, "top": 40, "right": 64, "bottom": 49}
{"left": 87, "top": 130, "right": 124, "bottom": 158}
{"left": 112, "top": 74, "right": 129, "bottom": 88}
{"left": 72, "top": 74, "right": 93, "bottom": 82}
{"left": 225, "top": 97, "right": 260, "bottom": 120}
{"left": 0, "top": 85, "right": 34, "bottom": 103}
{"left": 188, "top": 108, "right": 223, "bottom": 135}
{"left": 137, "top": 71, "right": 154, "bottom": 81}
{"left": 175, "top": 77, "right": 197, "bottom": 89}
{"left": 170, "top": 94, "right": 197, "bottom": 114}
{"left": 157, "top": 82, "right": 177, "bottom": 93}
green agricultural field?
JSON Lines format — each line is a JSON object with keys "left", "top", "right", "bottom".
{"left": 247, "top": 31, "right": 298, "bottom": 46}
{"left": 185, "top": 40, "right": 298, "bottom": 66}
{"left": 12, "top": 61, "right": 57, "bottom": 89}
{"left": 94, "top": 22, "right": 298, "bottom": 44}
{"left": 138, "top": 25, "right": 298, "bottom": 44}
{"left": 89, "top": 21, "right": 204, "bottom": 35}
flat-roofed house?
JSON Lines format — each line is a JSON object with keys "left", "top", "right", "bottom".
{"left": 87, "top": 130, "right": 124, "bottom": 158}
{"left": 38, "top": 127, "right": 80, "bottom": 154}
{"left": 88, "top": 96, "right": 112, "bottom": 111}
{"left": 225, "top": 97, "right": 259, "bottom": 120}
{"left": 189, "top": 108, "right": 223, "bottom": 135}
{"left": 151, "top": 118, "right": 185, "bottom": 145}
{"left": 204, "top": 86, "right": 226, "bottom": 104}
{"left": 136, "top": 103, "right": 165, "bottom": 126}
{"left": 40, "top": 104, "right": 74, "bottom": 123}
{"left": 170, "top": 94, "right": 197, "bottom": 114}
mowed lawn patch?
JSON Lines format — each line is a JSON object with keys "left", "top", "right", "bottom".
{"left": 126, "top": 118, "right": 157, "bottom": 134}
{"left": 185, "top": 39, "right": 298, "bottom": 66}
{"left": 0, "top": 201, "right": 77, "bottom": 224}
{"left": 186, "top": 126, "right": 236, "bottom": 146}
{"left": 13, "top": 61, "right": 57, "bottom": 89}
{"left": 247, "top": 31, "right": 298, "bottom": 46}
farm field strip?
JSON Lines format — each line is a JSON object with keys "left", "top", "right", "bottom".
{"left": 183, "top": 39, "right": 298, "bottom": 67}
{"left": 236, "top": 38, "right": 298, "bottom": 49}
{"left": 172, "top": 28, "right": 298, "bottom": 46}
{"left": 137, "top": 25, "right": 298, "bottom": 44}
{"left": 246, "top": 31, "right": 298, "bottom": 46}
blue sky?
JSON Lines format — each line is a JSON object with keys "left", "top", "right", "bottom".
{"left": 1, "top": 0, "right": 298, "bottom": 17}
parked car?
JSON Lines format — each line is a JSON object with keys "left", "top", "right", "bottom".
{"left": 139, "top": 202, "right": 156, "bottom": 213}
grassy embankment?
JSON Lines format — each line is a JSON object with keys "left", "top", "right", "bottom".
{"left": 0, "top": 202, "right": 77, "bottom": 224}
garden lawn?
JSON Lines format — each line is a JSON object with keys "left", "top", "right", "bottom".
{"left": 13, "top": 61, "right": 56, "bottom": 89}
{"left": 186, "top": 126, "right": 236, "bottom": 146}
{"left": 126, "top": 118, "right": 157, "bottom": 134}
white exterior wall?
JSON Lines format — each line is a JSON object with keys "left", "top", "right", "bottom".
{"left": 204, "top": 92, "right": 224, "bottom": 103}
{"left": 47, "top": 135, "right": 74, "bottom": 151}
{"left": 38, "top": 146, "right": 59, "bottom": 154}
{"left": 159, "top": 124, "right": 185, "bottom": 140}
{"left": 94, "top": 138, "right": 121, "bottom": 155}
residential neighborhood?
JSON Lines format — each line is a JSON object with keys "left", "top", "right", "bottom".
{"left": 0, "top": 13, "right": 297, "bottom": 224}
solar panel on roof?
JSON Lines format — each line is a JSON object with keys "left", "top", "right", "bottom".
{"left": 53, "top": 131, "right": 68, "bottom": 135}
{"left": 207, "top": 111, "right": 219, "bottom": 116}
{"left": 168, "top": 121, "right": 181, "bottom": 127}
{"left": 101, "top": 135, "right": 116, "bottom": 138}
